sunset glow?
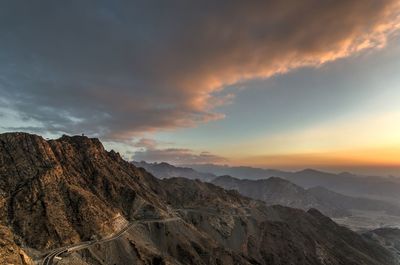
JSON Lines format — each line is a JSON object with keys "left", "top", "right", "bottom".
{"left": 1, "top": 1, "right": 400, "bottom": 176}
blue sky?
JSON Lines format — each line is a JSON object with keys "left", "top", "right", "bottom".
{"left": 142, "top": 35, "right": 400, "bottom": 174}
{"left": 1, "top": 1, "right": 400, "bottom": 175}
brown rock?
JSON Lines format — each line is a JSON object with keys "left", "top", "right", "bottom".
{"left": 0, "top": 132, "right": 397, "bottom": 265}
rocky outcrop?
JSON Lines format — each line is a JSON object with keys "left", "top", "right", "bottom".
{"left": 0, "top": 132, "right": 252, "bottom": 264}
{"left": 0, "top": 132, "right": 169, "bottom": 250}
{"left": 0, "top": 225, "right": 34, "bottom": 265}
{"left": 0, "top": 132, "right": 397, "bottom": 265}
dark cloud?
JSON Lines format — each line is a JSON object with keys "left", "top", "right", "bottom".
{"left": 132, "top": 138, "right": 227, "bottom": 165}
{"left": 0, "top": 0, "right": 399, "bottom": 141}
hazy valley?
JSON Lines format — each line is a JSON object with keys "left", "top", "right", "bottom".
{"left": 140, "top": 161, "right": 400, "bottom": 232}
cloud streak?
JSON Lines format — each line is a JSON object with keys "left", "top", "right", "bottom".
{"left": 131, "top": 138, "right": 227, "bottom": 165}
{"left": 0, "top": 0, "right": 399, "bottom": 141}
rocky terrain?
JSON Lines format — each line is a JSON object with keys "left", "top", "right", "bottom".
{"left": 364, "top": 228, "right": 400, "bottom": 262}
{"left": 212, "top": 175, "right": 400, "bottom": 218}
{"left": 0, "top": 132, "right": 397, "bottom": 265}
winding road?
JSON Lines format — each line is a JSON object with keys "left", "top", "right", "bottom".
{"left": 41, "top": 207, "right": 251, "bottom": 264}
{"left": 41, "top": 217, "right": 180, "bottom": 265}
{"left": 175, "top": 208, "right": 252, "bottom": 217}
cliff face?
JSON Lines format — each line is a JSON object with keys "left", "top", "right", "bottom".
{"left": 0, "top": 225, "right": 34, "bottom": 265}
{"left": 0, "top": 132, "right": 397, "bottom": 265}
{"left": 0, "top": 132, "right": 251, "bottom": 264}
{"left": 0, "top": 132, "right": 169, "bottom": 250}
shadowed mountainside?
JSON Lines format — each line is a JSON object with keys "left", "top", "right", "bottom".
{"left": 308, "top": 186, "right": 400, "bottom": 216}
{"left": 132, "top": 161, "right": 216, "bottom": 182}
{"left": 188, "top": 164, "right": 400, "bottom": 203}
{"left": 212, "top": 175, "right": 348, "bottom": 217}
{"left": 363, "top": 228, "right": 400, "bottom": 262}
{"left": 212, "top": 175, "right": 400, "bottom": 218}
{"left": 0, "top": 132, "right": 396, "bottom": 265}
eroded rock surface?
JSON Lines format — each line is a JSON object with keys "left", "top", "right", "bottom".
{"left": 0, "top": 132, "right": 396, "bottom": 265}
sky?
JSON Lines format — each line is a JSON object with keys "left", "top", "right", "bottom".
{"left": 1, "top": 1, "right": 400, "bottom": 176}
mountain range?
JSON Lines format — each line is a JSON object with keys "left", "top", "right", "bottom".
{"left": 187, "top": 164, "right": 400, "bottom": 204}
{"left": 0, "top": 132, "right": 397, "bottom": 265}
{"left": 132, "top": 161, "right": 216, "bottom": 182}
{"left": 134, "top": 161, "right": 400, "bottom": 220}
{"left": 211, "top": 175, "right": 400, "bottom": 218}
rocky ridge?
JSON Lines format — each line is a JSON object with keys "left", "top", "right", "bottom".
{"left": 212, "top": 175, "right": 400, "bottom": 219}
{"left": 0, "top": 132, "right": 396, "bottom": 265}
{"left": 212, "top": 175, "right": 348, "bottom": 217}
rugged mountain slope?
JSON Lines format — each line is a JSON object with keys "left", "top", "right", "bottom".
{"left": 0, "top": 132, "right": 396, "bottom": 265}
{"left": 0, "top": 224, "right": 34, "bottom": 265}
{"left": 159, "top": 177, "right": 395, "bottom": 265}
{"left": 0, "top": 132, "right": 169, "bottom": 249}
{"left": 133, "top": 161, "right": 216, "bottom": 182}
{"left": 364, "top": 228, "right": 400, "bottom": 262}
{"left": 212, "top": 175, "right": 400, "bottom": 218}
{"left": 0, "top": 132, "right": 249, "bottom": 265}
{"left": 212, "top": 175, "right": 348, "bottom": 217}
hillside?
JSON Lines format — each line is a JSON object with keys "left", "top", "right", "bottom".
{"left": 0, "top": 132, "right": 396, "bottom": 265}
{"left": 212, "top": 175, "right": 400, "bottom": 219}
{"left": 212, "top": 175, "right": 348, "bottom": 217}
{"left": 364, "top": 228, "right": 400, "bottom": 262}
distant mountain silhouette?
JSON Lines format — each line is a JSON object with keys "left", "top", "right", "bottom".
{"left": 186, "top": 163, "right": 289, "bottom": 179}
{"left": 132, "top": 161, "right": 216, "bottom": 181}
{"left": 212, "top": 175, "right": 400, "bottom": 218}
{"left": 212, "top": 175, "right": 348, "bottom": 217}
{"left": 308, "top": 186, "right": 400, "bottom": 216}
{"left": 188, "top": 164, "right": 400, "bottom": 203}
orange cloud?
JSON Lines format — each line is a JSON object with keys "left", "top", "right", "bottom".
{"left": 1, "top": 1, "right": 400, "bottom": 140}
{"left": 179, "top": 1, "right": 400, "bottom": 104}
{"left": 130, "top": 138, "right": 227, "bottom": 165}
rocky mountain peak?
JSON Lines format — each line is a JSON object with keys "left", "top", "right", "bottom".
{"left": 0, "top": 132, "right": 169, "bottom": 250}
{"left": 0, "top": 132, "right": 397, "bottom": 265}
